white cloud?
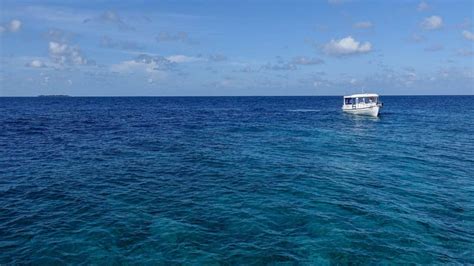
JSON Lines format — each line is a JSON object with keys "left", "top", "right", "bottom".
{"left": 111, "top": 54, "right": 176, "bottom": 83}
{"left": 49, "top": 42, "right": 68, "bottom": 54}
{"left": 353, "top": 21, "right": 373, "bottom": 29}
{"left": 417, "top": 1, "right": 429, "bottom": 11}
{"left": 421, "top": 15, "right": 443, "bottom": 30}
{"left": 0, "top": 19, "right": 22, "bottom": 34}
{"left": 8, "top": 19, "right": 22, "bottom": 32}
{"left": 26, "top": 60, "right": 46, "bottom": 68}
{"left": 166, "top": 55, "right": 201, "bottom": 63}
{"left": 111, "top": 59, "right": 169, "bottom": 83}
{"left": 323, "top": 36, "right": 372, "bottom": 56}
{"left": 48, "top": 41, "right": 90, "bottom": 66}
{"left": 111, "top": 60, "right": 153, "bottom": 73}
{"left": 111, "top": 60, "right": 139, "bottom": 72}
{"left": 134, "top": 54, "right": 175, "bottom": 70}
{"left": 410, "top": 33, "right": 425, "bottom": 43}
{"left": 462, "top": 30, "right": 474, "bottom": 41}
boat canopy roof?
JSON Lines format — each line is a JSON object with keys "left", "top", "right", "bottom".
{"left": 344, "top": 93, "right": 379, "bottom": 98}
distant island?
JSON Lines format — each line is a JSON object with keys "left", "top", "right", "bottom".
{"left": 37, "top": 95, "right": 71, "bottom": 97}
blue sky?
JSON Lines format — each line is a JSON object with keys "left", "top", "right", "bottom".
{"left": 0, "top": 0, "right": 473, "bottom": 96}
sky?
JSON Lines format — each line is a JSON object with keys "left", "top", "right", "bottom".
{"left": 0, "top": 0, "right": 473, "bottom": 96}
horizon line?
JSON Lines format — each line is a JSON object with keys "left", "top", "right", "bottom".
{"left": 1, "top": 94, "right": 473, "bottom": 97}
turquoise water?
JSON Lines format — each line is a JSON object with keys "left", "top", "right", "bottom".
{"left": 1, "top": 96, "right": 473, "bottom": 264}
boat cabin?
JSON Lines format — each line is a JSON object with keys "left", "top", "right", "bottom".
{"left": 343, "top": 93, "right": 379, "bottom": 106}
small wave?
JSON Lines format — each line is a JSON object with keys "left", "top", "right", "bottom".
{"left": 287, "top": 109, "right": 320, "bottom": 112}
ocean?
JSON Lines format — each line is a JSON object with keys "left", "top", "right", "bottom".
{"left": 1, "top": 96, "right": 473, "bottom": 264}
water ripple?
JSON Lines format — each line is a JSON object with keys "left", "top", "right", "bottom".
{"left": 0, "top": 96, "right": 473, "bottom": 264}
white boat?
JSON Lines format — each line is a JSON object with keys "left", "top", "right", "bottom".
{"left": 342, "top": 93, "right": 383, "bottom": 117}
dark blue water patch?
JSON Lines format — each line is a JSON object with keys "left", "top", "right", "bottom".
{"left": 0, "top": 96, "right": 473, "bottom": 264}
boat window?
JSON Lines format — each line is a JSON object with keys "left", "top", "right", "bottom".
{"left": 360, "top": 97, "right": 372, "bottom": 103}
{"left": 345, "top": 98, "right": 354, "bottom": 104}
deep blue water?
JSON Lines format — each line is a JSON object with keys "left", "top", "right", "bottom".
{"left": 1, "top": 96, "right": 473, "bottom": 264}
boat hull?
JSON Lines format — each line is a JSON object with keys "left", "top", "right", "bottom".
{"left": 343, "top": 106, "right": 380, "bottom": 117}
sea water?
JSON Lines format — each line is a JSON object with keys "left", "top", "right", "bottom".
{"left": 1, "top": 96, "right": 473, "bottom": 264}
